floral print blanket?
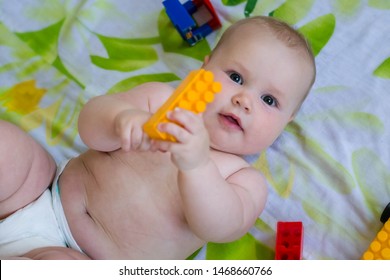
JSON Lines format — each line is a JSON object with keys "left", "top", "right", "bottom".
{"left": 1, "top": 0, "right": 389, "bottom": 260}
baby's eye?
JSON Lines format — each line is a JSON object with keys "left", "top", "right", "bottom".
{"left": 228, "top": 72, "right": 243, "bottom": 85}
{"left": 261, "top": 95, "right": 278, "bottom": 107}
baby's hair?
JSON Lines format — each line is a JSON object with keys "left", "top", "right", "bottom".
{"left": 213, "top": 16, "right": 316, "bottom": 113}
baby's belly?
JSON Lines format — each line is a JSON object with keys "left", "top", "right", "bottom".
{"left": 59, "top": 150, "right": 204, "bottom": 259}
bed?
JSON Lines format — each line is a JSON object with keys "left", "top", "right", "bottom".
{"left": 1, "top": 0, "right": 389, "bottom": 260}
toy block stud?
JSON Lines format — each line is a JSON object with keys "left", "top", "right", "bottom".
{"left": 143, "top": 69, "right": 221, "bottom": 142}
{"left": 275, "top": 221, "right": 304, "bottom": 260}
{"left": 362, "top": 202, "right": 390, "bottom": 260}
{"left": 362, "top": 220, "right": 390, "bottom": 260}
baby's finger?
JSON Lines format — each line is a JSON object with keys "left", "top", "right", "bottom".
{"left": 120, "top": 128, "right": 131, "bottom": 152}
{"left": 138, "top": 133, "right": 152, "bottom": 151}
{"left": 167, "top": 108, "right": 201, "bottom": 134}
{"left": 130, "top": 127, "right": 145, "bottom": 150}
{"left": 158, "top": 122, "right": 190, "bottom": 144}
{"left": 151, "top": 139, "right": 172, "bottom": 153}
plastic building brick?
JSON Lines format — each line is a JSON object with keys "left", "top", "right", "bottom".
{"left": 362, "top": 220, "right": 390, "bottom": 260}
{"left": 163, "top": 0, "right": 222, "bottom": 46}
{"left": 275, "top": 221, "right": 304, "bottom": 260}
{"left": 380, "top": 202, "right": 390, "bottom": 224}
{"left": 362, "top": 202, "right": 390, "bottom": 260}
{"left": 143, "top": 69, "right": 222, "bottom": 142}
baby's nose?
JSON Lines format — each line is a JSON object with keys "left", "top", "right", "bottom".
{"left": 232, "top": 94, "right": 251, "bottom": 113}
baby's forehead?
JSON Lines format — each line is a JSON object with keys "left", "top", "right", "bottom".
{"left": 225, "top": 21, "right": 272, "bottom": 40}
{"left": 214, "top": 25, "right": 273, "bottom": 55}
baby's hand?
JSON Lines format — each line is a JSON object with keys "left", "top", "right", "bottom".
{"left": 114, "top": 109, "right": 152, "bottom": 152}
{"left": 151, "top": 108, "right": 210, "bottom": 171}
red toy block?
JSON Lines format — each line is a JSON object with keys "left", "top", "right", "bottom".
{"left": 275, "top": 221, "right": 304, "bottom": 260}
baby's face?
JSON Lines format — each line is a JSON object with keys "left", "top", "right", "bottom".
{"left": 202, "top": 24, "right": 313, "bottom": 155}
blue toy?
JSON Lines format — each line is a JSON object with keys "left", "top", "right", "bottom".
{"left": 163, "top": 0, "right": 222, "bottom": 46}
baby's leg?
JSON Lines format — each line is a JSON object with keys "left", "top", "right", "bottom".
{"left": 0, "top": 120, "right": 56, "bottom": 219}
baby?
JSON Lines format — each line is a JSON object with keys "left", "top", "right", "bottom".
{"left": 0, "top": 16, "right": 315, "bottom": 259}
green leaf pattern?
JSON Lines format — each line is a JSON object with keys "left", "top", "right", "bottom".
{"left": 269, "top": 0, "right": 315, "bottom": 25}
{"left": 373, "top": 57, "right": 390, "bottom": 79}
{"left": 1, "top": 0, "right": 389, "bottom": 260}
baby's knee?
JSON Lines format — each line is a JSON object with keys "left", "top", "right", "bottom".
{"left": 0, "top": 120, "right": 55, "bottom": 218}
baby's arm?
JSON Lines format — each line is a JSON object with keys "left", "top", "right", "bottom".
{"left": 178, "top": 160, "right": 268, "bottom": 243}
{"left": 78, "top": 82, "right": 173, "bottom": 152}
{"left": 150, "top": 106, "right": 267, "bottom": 242}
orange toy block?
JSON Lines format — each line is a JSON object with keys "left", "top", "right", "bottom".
{"left": 362, "top": 203, "right": 390, "bottom": 260}
{"left": 362, "top": 220, "right": 390, "bottom": 260}
{"left": 143, "top": 69, "right": 222, "bottom": 141}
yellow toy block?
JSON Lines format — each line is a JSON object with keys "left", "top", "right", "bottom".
{"left": 362, "top": 220, "right": 390, "bottom": 260}
{"left": 143, "top": 69, "right": 222, "bottom": 141}
{"left": 362, "top": 203, "right": 390, "bottom": 260}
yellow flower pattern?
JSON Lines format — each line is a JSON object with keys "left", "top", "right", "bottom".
{"left": 1, "top": 80, "right": 46, "bottom": 115}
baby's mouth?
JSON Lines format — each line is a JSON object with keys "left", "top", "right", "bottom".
{"left": 219, "top": 113, "right": 243, "bottom": 131}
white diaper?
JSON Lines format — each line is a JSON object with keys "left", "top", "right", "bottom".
{"left": 0, "top": 189, "right": 66, "bottom": 259}
{"left": 0, "top": 160, "right": 83, "bottom": 259}
{"left": 51, "top": 160, "right": 83, "bottom": 253}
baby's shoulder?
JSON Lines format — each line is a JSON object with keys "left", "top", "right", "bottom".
{"left": 211, "top": 150, "right": 250, "bottom": 178}
{"left": 211, "top": 150, "right": 266, "bottom": 187}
